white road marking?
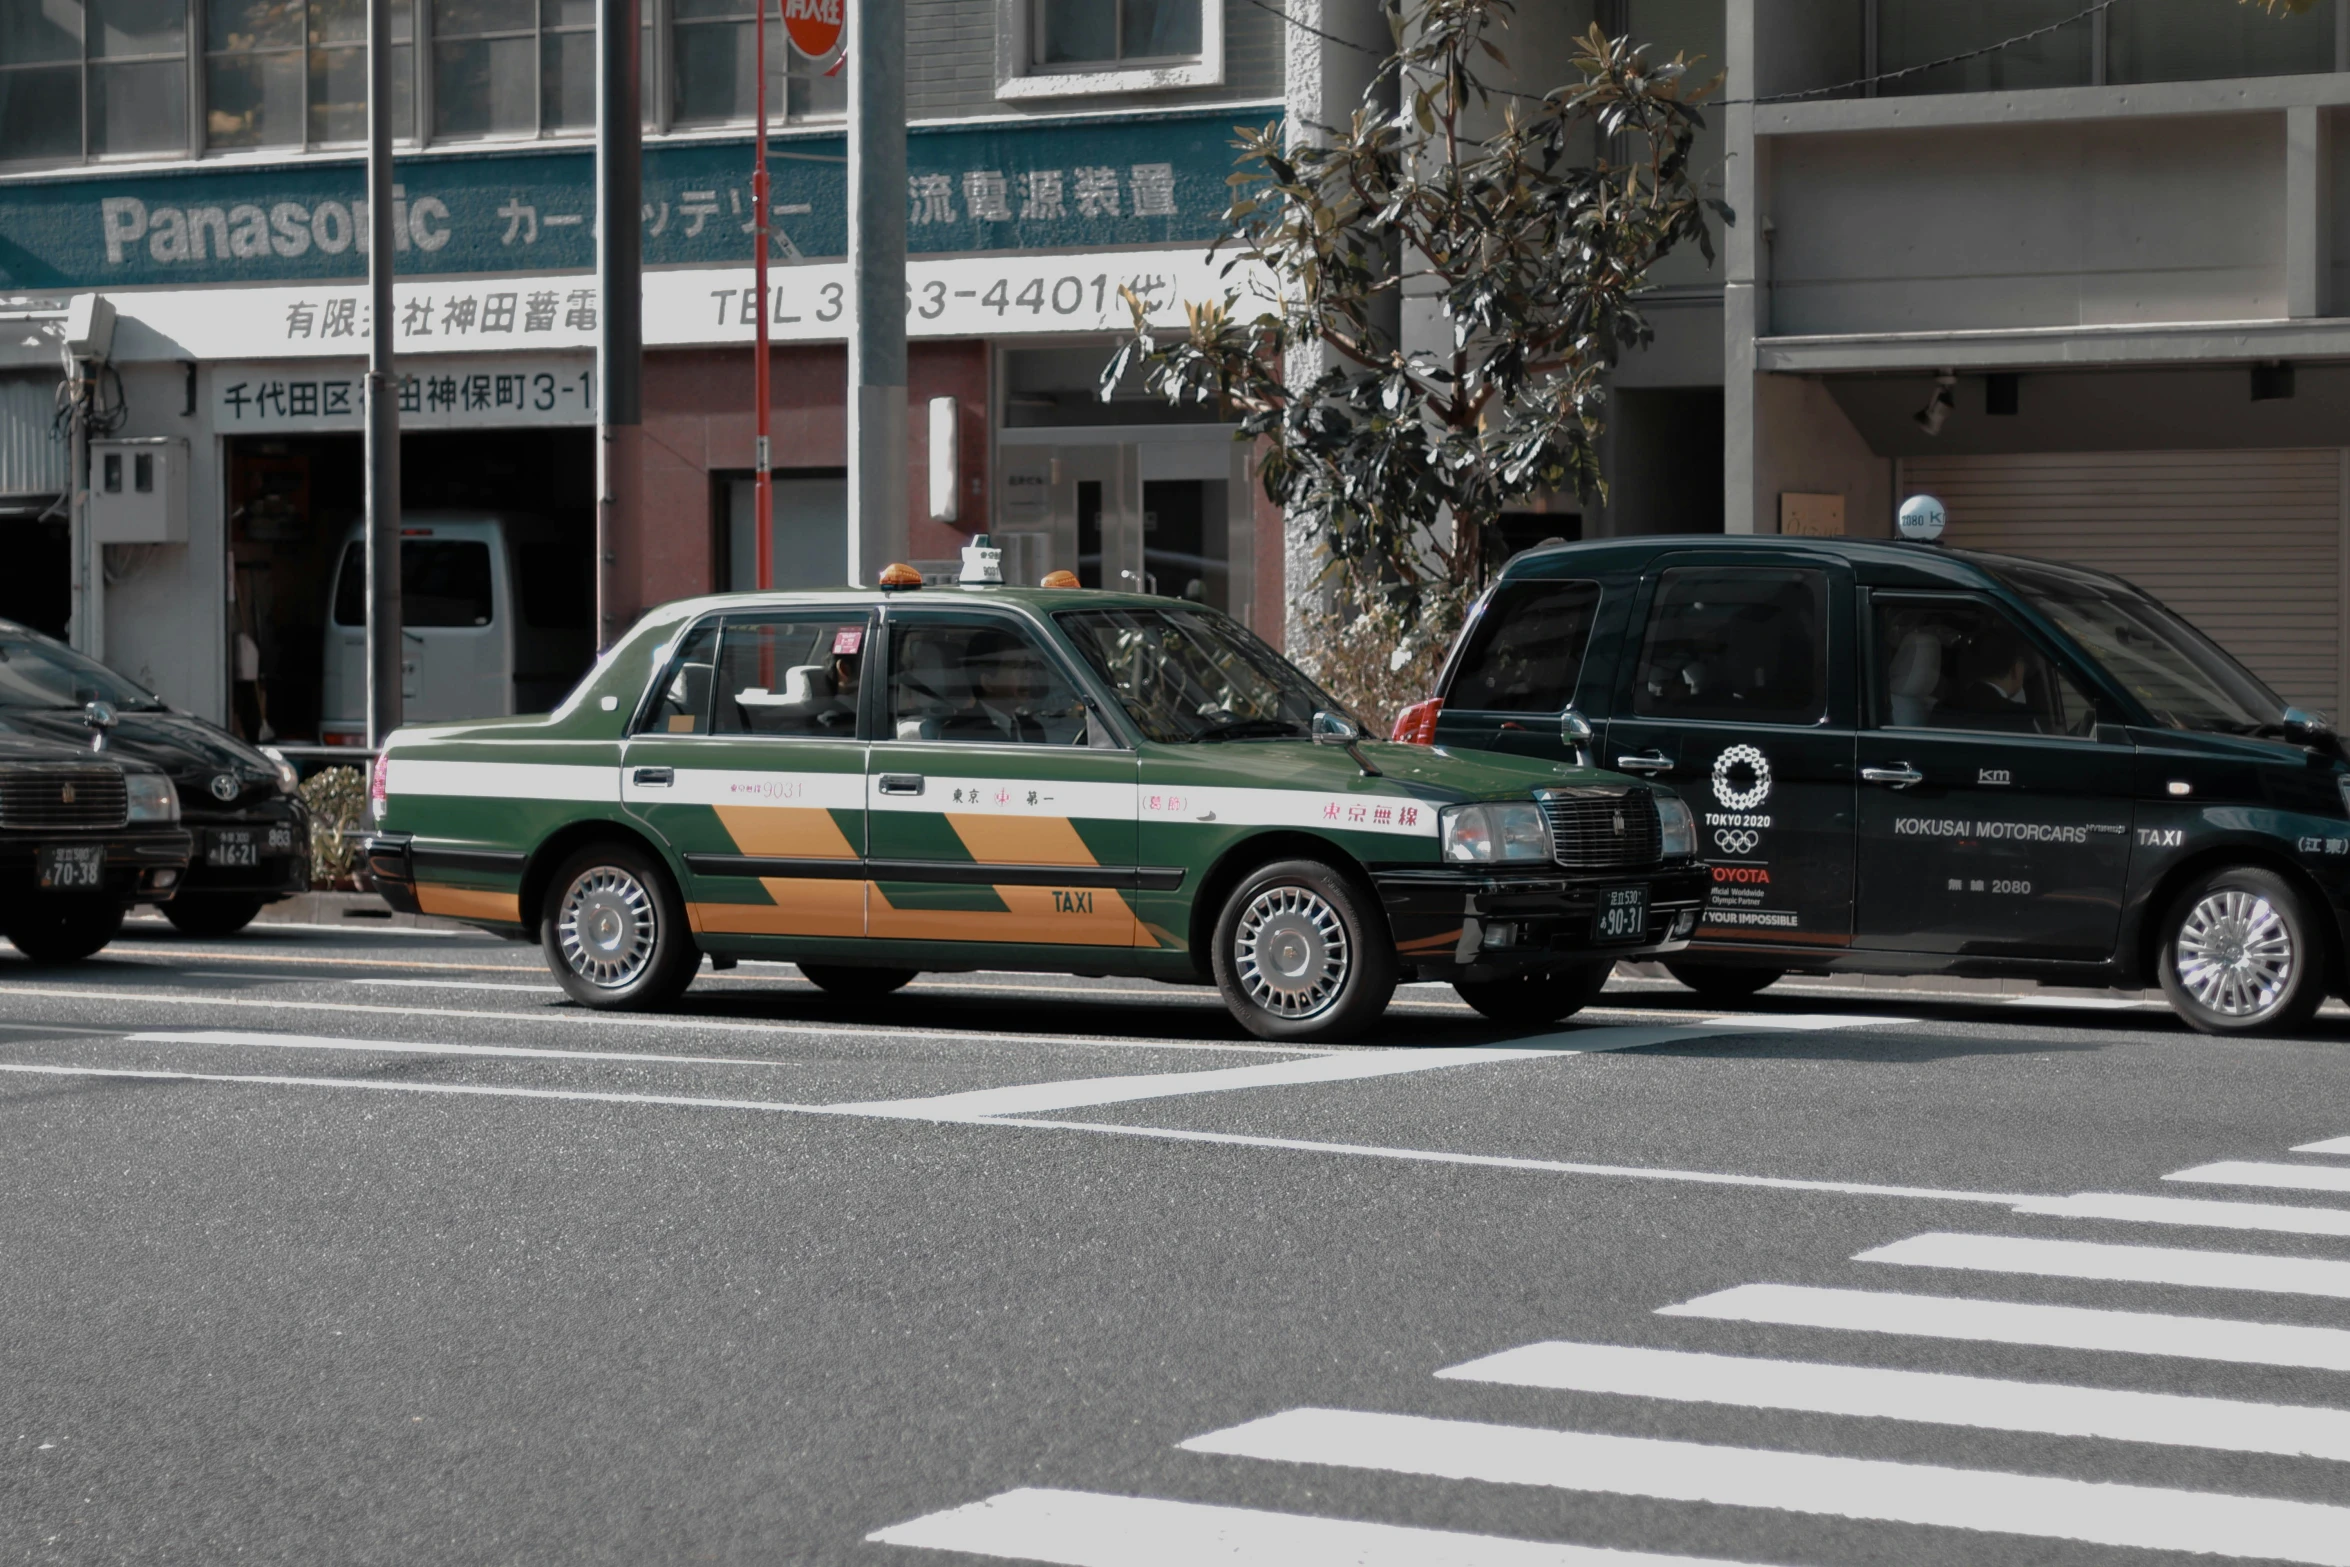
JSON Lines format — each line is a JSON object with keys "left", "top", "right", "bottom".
{"left": 351, "top": 978, "right": 567, "bottom": 994}
{"left": 1438, "top": 1339, "right": 2350, "bottom": 1463}
{"left": 2003, "top": 995, "right": 2147, "bottom": 1010}
{"left": 2295, "top": 1135, "right": 2350, "bottom": 1156}
{"left": 1181, "top": 1408, "right": 2350, "bottom": 1565}
{"left": 0, "top": 1062, "right": 815, "bottom": 1114}
{"left": 118, "top": 1030, "right": 789, "bottom": 1069}
{"left": 1663, "top": 1283, "right": 2350, "bottom": 1371}
{"left": 2016, "top": 1191, "right": 2350, "bottom": 1239}
{"left": 2166, "top": 1160, "right": 2350, "bottom": 1195}
{"left": 1861, "top": 1230, "right": 2350, "bottom": 1300}
{"left": 870, "top": 1487, "right": 1761, "bottom": 1566}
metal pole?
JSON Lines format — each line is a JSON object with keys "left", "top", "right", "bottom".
{"left": 364, "top": 0, "right": 402, "bottom": 746}
{"left": 67, "top": 362, "right": 96, "bottom": 657}
{"left": 846, "top": 0, "right": 906, "bottom": 587}
{"left": 597, "top": 0, "right": 644, "bottom": 651}
{"left": 753, "top": 0, "right": 774, "bottom": 590}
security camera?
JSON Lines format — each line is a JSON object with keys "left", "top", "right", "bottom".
{"left": 1914, "top": 372, "right": 1957, "bottom": 436}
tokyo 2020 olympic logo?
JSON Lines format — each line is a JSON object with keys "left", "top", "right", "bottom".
{"left": 1714, "top": 827, "right": 1760, "bottom": 855}
{"left": 1711, "top": 744, "right": 1772, "bottom": 811}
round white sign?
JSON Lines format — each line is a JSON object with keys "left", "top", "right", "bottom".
{"left": 1897, "top": 494, "right": 1947, "bottom": 542}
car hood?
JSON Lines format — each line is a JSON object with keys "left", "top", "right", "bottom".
{"left": 1251, "top": 737, "right": 1663, "bottom": 802}
{"left": 0, "top": 708, "right": 279, "bottom": 803}
{"left": 0, "top": 729, "right": 153, "bottom": 768}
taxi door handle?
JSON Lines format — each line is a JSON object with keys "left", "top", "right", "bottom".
{"left": 1614, "top": 750, "right": 1673, "bottom": 774}
{"left": 878, "top": 774, "right": 924, "bottom": 796}
{"left": 1861, "top": 763, "right": 1924, "bottom": 788}
{"left": 632, "top": 766, "right": 673, "bottom": 787}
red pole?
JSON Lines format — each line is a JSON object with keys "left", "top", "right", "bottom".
{"left": 752, "top": 0, "right": 774, "bottom": 590}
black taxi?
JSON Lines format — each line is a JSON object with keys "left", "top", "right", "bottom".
{"left": 0, "top": 731, "right": 190, "bottom": 962}
{"left": 1396, "top": 533, "right": 2350, "bottom": 1035}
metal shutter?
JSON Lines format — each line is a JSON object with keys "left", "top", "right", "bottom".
{"left": 1900, "top": 449, "right": 2349, "bottom": 717}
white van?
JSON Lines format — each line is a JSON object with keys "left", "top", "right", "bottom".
{"left": 319, "top": 513, "right": 594, "bottom": 744}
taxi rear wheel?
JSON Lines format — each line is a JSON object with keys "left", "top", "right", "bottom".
{"left": 2158, "top": 865, "right": 2325, "bottom": 1036}
{"left": 1212, "top": 858, "right": 1396, "bottom": 1042}
{"left": 163, "top": 896, "right": 268, "bottom": 938}
{"left": 1454, "top": 959, "right": 1612, "bottom": 1027}
{"left": 797, "top": 964, "right": 918, "bottom": 999}
{"left": 1662, "top": 961, "right": 1784, "bottom": 1004}
{"left": 541, "top": 842, "right": 698, "bottom": 1010}
{"left": 5, "top": 897, "right": 124, "bottom": 964}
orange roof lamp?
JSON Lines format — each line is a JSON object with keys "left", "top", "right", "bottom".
{"left": 877, "top": 562, "right": 924, "bottom": 591}
{"left": 1040, "top": 569, "right": 1081, "bottom": 590}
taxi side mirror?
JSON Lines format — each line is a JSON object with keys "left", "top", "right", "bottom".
{"left": 1312, "top": 708, "right": 1381, "bottom": 778}
{"left": 2282, "top": 706, "right": 2334, "bottom": 743}
{"left": 1561, "top": 706, "right": 1593, "bottom": 768}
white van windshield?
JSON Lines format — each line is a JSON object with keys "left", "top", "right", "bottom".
{"left": 333, "top": 540, "right": 495, "bottom": 628}
{"left": 1994, "top": 560, "right": 2288, "bottom": 736}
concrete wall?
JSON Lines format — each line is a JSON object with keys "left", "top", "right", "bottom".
{"left": 1754, "top": 372, "right": 1890, "bottom": 536}
{"left": 1826, "top": 363, "right": 2350, "bottom": 458}
{"left": 1766, "top": 113, "right": 2290, "bottom": 335}
{"left": 102, "top": 361, "right": 226, "bottom": 722}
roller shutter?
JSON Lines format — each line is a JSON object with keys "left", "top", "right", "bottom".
{"left": 1900, "top": 448, "right": 2348, "bottom": 717}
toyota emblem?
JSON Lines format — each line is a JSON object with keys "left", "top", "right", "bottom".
{"left": 59, "top": 782, "right": 75, "bottom": 804}
{"left": 210, "top": 774, "right": 240, "bottom": 801}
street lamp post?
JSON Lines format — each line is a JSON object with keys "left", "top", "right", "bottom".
{"left": 847, "top": 0, "right": 906, "bottom": 588}
{"left": 753, "top": 0, "right": 775, "bottom": 590}
{"left": 363, "top": 0, "right": 402, "bottom": 747}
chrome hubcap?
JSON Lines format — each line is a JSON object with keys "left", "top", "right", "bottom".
{"left": 1235, "top": 885, "right": 1350, "bottom": 1020}
{"left": 2175, "top": 888, "right": 2294, "bottom": 1019}
{"left": 557, "top": 866, "right": 657, "bottom": 989}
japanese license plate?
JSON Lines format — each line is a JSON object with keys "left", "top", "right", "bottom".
{"left": 37, "top": 844, "right": 105, "bottom": 890}
{"left": 208, "top": 829, "right": 260, "bottom": 868}
{"left": 1594, "top": 885, "right": 1648, "bottom": 943}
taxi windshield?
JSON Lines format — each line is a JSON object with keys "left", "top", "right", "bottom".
{"left": 0, "top": 630, "right": 163, "bottom": 712}
{"left": 1994, "top": 561, "right": 2287, "bottom": 736}
{"left": 1055, "top": 606, "right": 1344, "bottom": 743}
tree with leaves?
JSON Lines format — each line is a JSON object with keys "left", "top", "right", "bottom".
{"left": 1104, "top": 0, "right": 1726, "bottom": 730}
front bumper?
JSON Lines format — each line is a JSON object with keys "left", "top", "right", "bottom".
{"left": 364, "top": 833, "right": 420, "bottom": 914}
{"left": 1373, "top": 860, "right": 1710, "bottom": 978}
{"left": 156, "top": 799, "right": 310, "bottom": 902}
{"left": 0, "top": 828, "right": 193, "bottom": 903}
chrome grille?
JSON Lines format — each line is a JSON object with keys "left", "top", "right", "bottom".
{"left": 0, "top": 766, "right": 128, "bottom": 829}
{"left": 1539, "top": 786, "right": 1660, "bottom": 869}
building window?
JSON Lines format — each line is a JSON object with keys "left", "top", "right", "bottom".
{"left": 997, "top": 0, "right": 1221, "bottom": 100}
{"left": 2106, "top": 0, "right": 2336, "bottom": 85}
{"left": 207, "top": 0, "right": 414, "bottom": 149}
{"left": 1875, "top": 0, "right": 2092, "bottom": 95}
{"left": 1872, "top": 0, "right": 2338, "bottom": 96}
{"left": 670, "top": 0, "right": 843, "bottom": 126}
{"left": 0, "top": 0, "right": 190, "bottom": 165}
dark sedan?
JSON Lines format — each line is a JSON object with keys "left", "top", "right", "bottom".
{"left": 0, "top": 621, "right": 309, "bottom": 936}
{"left": 0, "top": 731, "right": 190, "bottom": 961}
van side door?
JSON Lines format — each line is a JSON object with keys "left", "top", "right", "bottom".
{"left": 1602, "top": 557, "right": 1858, "bottom": 948}
{"left": 1853, "top": 591, "right": 2132, "bottom": 960}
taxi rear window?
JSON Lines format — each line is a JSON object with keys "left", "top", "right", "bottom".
{"left": 1446, "top": 579, "right": 1602, "bottom": 712}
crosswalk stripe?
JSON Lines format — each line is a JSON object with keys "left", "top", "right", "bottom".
{"left": 2294, "top": 1136, "right": 2350, "bottom": 1155}
{"left": 1181, "top": 1408, "right": 2350, "bottom": 1565}
{"left": 1860, "top": 1231, "right": 2350, "bottom": 1300}
{"left": 2015, "top": 1191, "right": 2350, "bottom": 1238}
{"left": 2168, "top": 1160, "right": 2350, "bottom": 1195}
{"left": 868, "top": 1487, "right": 1766, "bottom": 1566}
{"left": 1661, "top": 1282, "right": 2350, "bottom": 1371}
{"left": 1438, "top": 1340, "right": 2350, "bottom": 1462}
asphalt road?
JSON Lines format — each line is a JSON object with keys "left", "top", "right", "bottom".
{"left": 7, "top": 920, "right": 2350, "bottom": 1567}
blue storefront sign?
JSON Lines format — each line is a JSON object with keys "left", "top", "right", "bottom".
{"left": 0, "top": 108, "right": 1263, "bottom": 291}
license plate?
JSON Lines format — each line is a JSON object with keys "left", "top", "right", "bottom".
{"left": 37, "top": 844, "right": 105, "bottom": 890}
{"left": 1594, "top": 886, "right": 1648, "bottom": 943}
{"left": 208, "top": 829, "right": 260, "bottom": 868}
{"left": 265, "top": 824, "right": 294, "bottom": 853}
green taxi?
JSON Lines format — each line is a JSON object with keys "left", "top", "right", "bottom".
{"left": 364, "top": 571, "right": 1706, "bottom": 1040}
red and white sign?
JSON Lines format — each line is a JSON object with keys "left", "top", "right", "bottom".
{"left": 782, "top": 0, "right": 844, "bottom": 59}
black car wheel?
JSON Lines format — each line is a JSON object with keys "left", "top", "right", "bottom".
{"left": 798, "top": 964, "right": 918, "bottom": 999}
{"left": 2158, "top": 865, "right": 2325, "bottom": 1036}
{"left": 163, "top": 896, "right": 269, "bottom": 938}
{"left": 1455, "top": 959, "right": 1612, "bottom": 1027}
{"left": 540, "top": 842, "right": 699, "bottom": 1010}
{"left": 1663, "top": 961, "right": 1785, "bottom": 1005}
{"left": 7, "top": 897, "right": 126, "bottom": 964}
{"left": 1213, "top": 858, "right": 1396, "bottom": 1042}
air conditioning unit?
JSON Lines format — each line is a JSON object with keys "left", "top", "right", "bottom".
{"left": 90, "top": 437, "right": 188, "bottom": 544}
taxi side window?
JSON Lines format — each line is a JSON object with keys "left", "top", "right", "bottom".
{"left": 711, "top": 616, "right": 868, "bottom": 738}
{"left": 1871, "top": 597, "right": 2098, "bottom": 738}
{"left": 1630, "top": 568, "right": 1827, "bottom": 725}
{"left": 638, "top": 620, "right": 720, "bottom": 735}
{"left": 889, "top": 620, "right": 1089, "bottom": 746}
{"left": 1447, "top": 580, "right": 1602, "bottom": 712}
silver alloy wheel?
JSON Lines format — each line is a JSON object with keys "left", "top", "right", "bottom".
{"left": 1234, "top": 883, "right": 1351, "bottom": 1019}
{"left": 2174, "top": 887, "right": 2295, "bottom": 1019}
{"left": 557, "top": 864, "right": 658, "bottom": 989}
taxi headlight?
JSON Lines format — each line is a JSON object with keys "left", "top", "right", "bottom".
{"left": 1443, "top": 801, "right": 1553, "bottom": 864}
{"left": 2338, "top": 774, "right": 2350, "bottom": 819}
{"left": 1657, "top": 794, "right": 1696, "bottom": 859}
{"left": 126, "top": 772, "right": 179, "bottom": 824}
{"left": 260, "top": 745, "right": 300, "bottom": 795}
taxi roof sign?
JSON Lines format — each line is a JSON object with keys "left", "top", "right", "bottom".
{"left": 877, "top": 562, "right": 923, "bottom": 590}
{"left": 1897, "top": 493, "right": 1948, "bottom": 543}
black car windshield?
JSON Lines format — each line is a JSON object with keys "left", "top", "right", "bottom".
{"left": 1993, "top": 560, "right": 2286, "bottom": 736}
{"left": 0, "top": 629, "right": 163, "bottom": 711}
{"left": 1055, "top": 606, "right": 1347, "bottom": 743}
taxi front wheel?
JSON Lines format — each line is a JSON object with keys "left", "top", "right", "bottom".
{"left": 541, "top": 842, "right": 699, "bottom": 1011}
{"left": 2158, "top": 865, "right": 2326, "bottom": 1037}
{"left": 1212, "top": 859, "right": 1396, "bottom": 1042}
{"left": 1455, "top": 960, "right": 1611, "bottom": 1028}
{"left": 798, "top": 964, "right": 918, "bottom": 999}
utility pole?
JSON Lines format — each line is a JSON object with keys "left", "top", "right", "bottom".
{"left": 597, "top": 0, "right": 644, "bottom": 650}
{"left": 846, "top": 0, "right": 905, "bottom": 587}
{"left": 752, "top": 0, "right": 774, "bottom": 590}
{"left": 364, "top": 0, "right": 402, "bottom": 746}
